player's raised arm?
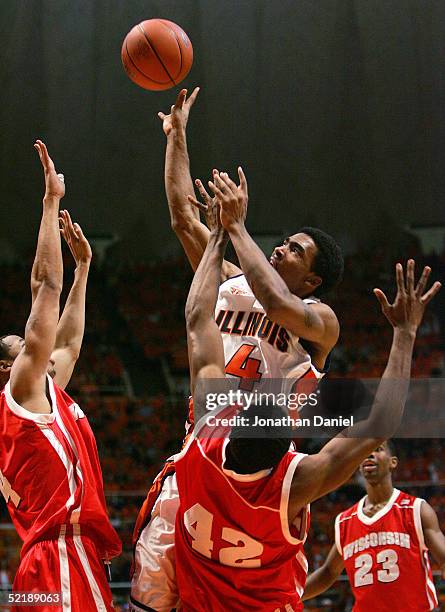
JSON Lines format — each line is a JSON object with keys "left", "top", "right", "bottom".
{"left": 10, "top": 141, "right": 64, "bottom": 412}
{"left": 213, "top": 169, "right": 339, "bottom": 351}
{"left": 51, "top": 210, "right": 92, "bottom": 390}
{"left": 158, "top": 88, "right": 240, "bottom": 280}
{"left": 420, "top": 501, "right": 445, "bottom": 578}
{"left": 184, "top": 198, "right": 228, "bottom": 396}
{"left": 302, "top": 543, "right": 344, "bottom": 601}
{"left": 288, "top": 261, "right": 441, "bottom": 515}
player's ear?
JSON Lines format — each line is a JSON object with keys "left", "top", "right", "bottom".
{"left": 0, "top": 359, "right": 12, "bottom": 373}
{"left": 306, "top": 273, "right": 322, "bottom": 291}
{"left": 389, "top": 456, "right": 398, "bottom": 471}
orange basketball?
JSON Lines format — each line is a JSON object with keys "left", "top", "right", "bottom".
{"left": 121, "top": 19, "right": 193, "bottom": 91}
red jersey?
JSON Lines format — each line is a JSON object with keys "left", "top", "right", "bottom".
{"left": 0, "top": 378, "right": 121, "bottom": 559}
{"left": 336, "top": 488, "right": 438, "bottom": 611}
{"left": 174, "top": 421, "right": 310, "bottom": 612}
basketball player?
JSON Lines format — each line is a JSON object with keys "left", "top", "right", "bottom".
{"left": 130, "top": 89, "right": 343, "bottom": 611}
{"left": 0, "top": 141, "right": 121, "bottom": 611}
{"left": 303, "top": 441, "right": 445, "bottom": 610}
{"left": 158, "top": 88, "right": 343, "bottom": 382}
{"left": 173, "top": 202, "right": 440, "bottom": 611}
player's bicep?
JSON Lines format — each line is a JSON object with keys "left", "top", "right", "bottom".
{"left": 271, "top": 300, "right": 338, "bottom": 345}
{"left": 421, "top": 501, "right": 445, "bottom": 562}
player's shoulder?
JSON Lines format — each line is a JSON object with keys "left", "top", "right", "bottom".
{"left": 337, "top": 499, "right": 361, "bottom": 522}
{"left": 393, "top": 489, "right": 420, "bottom": 510}
{"left": 219, "top": 273, "right": 249, "bottom": 292}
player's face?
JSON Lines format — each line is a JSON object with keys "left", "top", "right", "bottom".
{"left": 360, "top": 444, "right": 396, "bottom": 482}
{"left": 269, "top": 233, "right": 321, "bottom": 297}
{"left": 0, "top": 335, "right": 56, "bottom": 378}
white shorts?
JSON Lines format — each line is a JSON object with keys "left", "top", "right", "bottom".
{"left": 130, "top": 472, "right": 180, "bottom": 612}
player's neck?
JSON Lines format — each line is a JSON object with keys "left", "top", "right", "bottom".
{"left": 365, "top": 478, "right": 394, "bottom": 505}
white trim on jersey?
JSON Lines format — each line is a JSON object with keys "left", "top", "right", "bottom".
{"left": 221, "top": 439, "right": 273, "bottom": 481}
{"left": 47, "top": 377, "right": 83, "bottom": 523}
{"left": 413, "top": 497, "right": 426, "bottom": 549}
{"left": 58, "top": 525, "right": 71, "bottom": 611}
{"left": 356, "top": 488, "right": 400, "bottom": 525}
{"left": 279, "top": 453, "right": 309, "bottom": 545}
{"left": 413, "top": 498, "right": 438, "bottom": 611}
{"left": 38, "top": 425, "right": 79, "bottom": 514}
{"left": 72, "top": 526, "right": 107, "bottom": 611}
{"left": 334, "top": 513, "right": 342, "bottom": 555}
{"left": 193, "top": 437, "right": 282, "bottom": 513}
{"left": 4, "top": 381, "right": 55, "bottom": 424}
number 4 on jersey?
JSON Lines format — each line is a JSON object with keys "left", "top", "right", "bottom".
{"left": 225, "top": 344, "right": 263, "bottom": 391}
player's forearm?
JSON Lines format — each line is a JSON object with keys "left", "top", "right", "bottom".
{"left": 228, "top": 224, "right": 297, "bottom": 312}
{"left": 325, "top": 329, "right": 415, "bottom": 476}
{"left": 165, "top": 130, "right": 199, "bottom": 226}
{"left": 31, "top": 196, "right": 63, "bottom": 294}
{"left": 185, "top": 231, "right": 228, "bottom": 326}
{"left": 54, "top": 262, "right": 89, "bottom": 355}
{"left": 303, "top": 567, "right": 338, "bottom": 601}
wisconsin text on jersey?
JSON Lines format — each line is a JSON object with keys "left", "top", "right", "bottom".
{"left": 216, "top": 309, "right": 290, "bottom": 352}
{"left": 343, "top": 531, "right": 411, "bottom": 560}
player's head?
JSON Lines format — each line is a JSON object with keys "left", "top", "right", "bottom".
{"left": 270, "top": 227, "right": 343, "bottom": 298}
{"left": 0, "top": 334, "right": 56, "bottom": 386}
{"left": 360, "top": 440, "right": 398, "bottom": 485}
{"left": 226, "top": 405, "right": 291, "bottom": 473}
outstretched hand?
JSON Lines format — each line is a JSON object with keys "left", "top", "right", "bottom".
{"left": 34, "top": 140, "right": 65, "bottom": 199}
{"left": 374, "top": 260, "right": 441, "bottom": 333}
{"left": 208, "top": 167, "right": 248, "bottom": 232}
{"left": 158, "top": 87, "right": 200, "bottom": 136}
{"left": 59, "top": 210, "right": 92, "bottom": 266}
{"left": 187, "top": 169, "right": 224, "bottom": 233}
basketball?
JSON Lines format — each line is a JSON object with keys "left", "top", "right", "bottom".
{"left": 121, "top": 19, "right": 193, "bottom": 91}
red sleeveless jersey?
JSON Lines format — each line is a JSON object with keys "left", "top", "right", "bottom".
{"left": 0, "top": 378, "right": 121, "bottom": 559}
{"left": 336, "top": 488, "right": 438, "bottom": 611}
{"left": 174, "top": 421, "right": 310, "bottom": 612}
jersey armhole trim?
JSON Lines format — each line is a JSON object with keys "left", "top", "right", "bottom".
{"left": 4, "top": 380, "right": 56, "bottom": 424}
{"left": 334, "top": 514, "right": 342, "bottom": 555}
{"left": 280, "top": 453, "right": 308, "bottom": 545}
{"left": 413, "top": 497, "right": 426, "bottom": 550}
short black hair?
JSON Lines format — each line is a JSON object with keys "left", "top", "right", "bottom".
{"left": 0, "top": 335, "right": 11, "bottom": 361}
{"left": 299, "top": 227, "right": 344, "bottom": 297}
{"left": 384, "top": 439, "right": 398, "bottom": 458}
{"left": 227, "top": 405, "right": 291, "bottom": 473}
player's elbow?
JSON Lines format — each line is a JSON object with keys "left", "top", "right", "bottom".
{"left": 170, "top": 216, "right": 195, "bottom": 237}
{"left": 33, "top": 277, "right": 63, "bottom": 297}
{"left": 185, "top": 302, "right": 207, "bottom": 331}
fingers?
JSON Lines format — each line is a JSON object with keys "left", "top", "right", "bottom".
{"left": 195, "top": 179, "right": 213, "bottom": 205}
{"left": 73, "top": 222, "right": 86, "bottom": 242}
{"left": 187, "top": 86, "right": 200, "bottom": 107}
{"left": 421, "top": 281, "right": 442, "bottom": 305}
{"left": 238, "top": 166, "right": 248, "bottom": 196}
{"left": 373, "top": 288, "right": 390, "bottom": 311}
{"left": 406, "top": 259, "right": 415, "bottom": 294}
{"left": 208, "top": 179, "right": 221, "bottom": 198}
{"left": 415, "top": 265, "right": 431, "bottom": 297}
{"left": 158, "top": 111, "right": 166, "bottom": 121}
{"left": 187, "top": 194, "right": 208, "bottom": 213}
{"left": 395, "top": 262, "right": 405, "bottom": 294}
{"left": 214, "top": 172, "right": 237, "bottom": 196}
{"left": 175, "top": 88, "right": 187, "bottom": 109}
